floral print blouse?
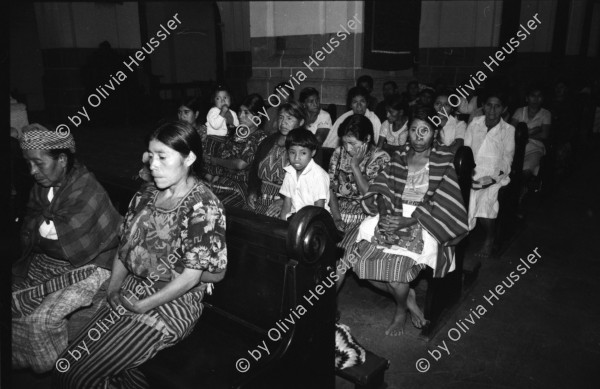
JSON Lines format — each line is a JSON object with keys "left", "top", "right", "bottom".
{"left": 328, "top": 146, "right": 390, "bottom": 200}
{"left": 118, "top": 182, "right": 227, "bottom": 282}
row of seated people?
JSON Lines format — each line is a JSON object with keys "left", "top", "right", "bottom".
{"left": 10, "top": 78, "right": 529, "bottom": 387}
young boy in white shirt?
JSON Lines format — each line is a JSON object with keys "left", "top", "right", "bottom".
{"left": 279, "top": 128, "right": 330, "bottom": 220}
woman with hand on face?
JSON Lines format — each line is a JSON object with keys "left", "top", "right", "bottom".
{"left": 337, "top": 107, "right": 468, "bottom": 336}
{"left": 465, "top": 90, "right": 515, "bottom": 258}
{"left": 247, "top": 101, "right": 307, "bottom": 217}
{"left": 329, "top": 114, "right": 390, "bottom": 238}
{"left": 322, "top": 86, "right": 382, "bottom": 149}
{"left": 54, "top": 121, "right": 227, "bottom": 388}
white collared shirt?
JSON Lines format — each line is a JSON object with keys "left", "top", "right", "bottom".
{"left": 280, "top": 159, "right": 331, "bottom": 219}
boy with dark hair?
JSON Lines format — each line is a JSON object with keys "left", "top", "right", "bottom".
{"left": 279, "top": 128, "right": 330, "bottom": 220}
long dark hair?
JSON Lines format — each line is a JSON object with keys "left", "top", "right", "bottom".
{"left": 149, "top": 121, "right": 203, "bottom": 176}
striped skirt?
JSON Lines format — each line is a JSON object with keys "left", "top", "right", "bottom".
{"left": 53, "top": 275, "right": 204, "bottom": 389}
{"left": 341, "top": 226, "right": 426, "bottom": 284}
{"left": 337, "top": 199, "right": 368, "bottom": 251}
{"left": 248, "top": 181, "right": 282, "bottom": 216}
{"left": 12, "top": 254, "right": 109, "bottom": 373}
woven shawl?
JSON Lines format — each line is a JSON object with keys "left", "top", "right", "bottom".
{"left": 17, "top": 162, "right": 121, "bottom": 274}
{"left": 362, "top": 143, "right": 469, "bottom": 277}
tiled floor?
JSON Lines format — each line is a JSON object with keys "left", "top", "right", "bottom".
{"left": 11, "top": 123, "right": 600, "bottom": 388}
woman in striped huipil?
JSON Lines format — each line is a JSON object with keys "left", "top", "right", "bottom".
{"left": 339, "top": 106, "right": 468, "bottom": 336}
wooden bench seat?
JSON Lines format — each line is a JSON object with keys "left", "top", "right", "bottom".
{"left": 139, "top": 206, "right": 341, "bottom": 388}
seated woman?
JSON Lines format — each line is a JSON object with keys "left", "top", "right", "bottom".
{"left": 247, "top": 101, "right": 307, "bottom": 216}
{"left": 265, "top": 82, "right": 295, "bottom": 135}
{"left": 465, "top": 90, "right": 516, "bottom": 257}
{"left": 12, "top": 124, "right": 121, "bottom": 373}
{"left": 338, "top": 107, "right": 468, "bottom": 336}
{"left": 510, "top": 84, "right": 551, "bottom": 198}
{"left": 329, "top": 114, "right": 390, "bottom": 244}
{"left": 299, "top": 87, "right": 332, "bottom": 145}
{"left": 53, "top": 121, "right": 227, "bottom": 388}
{"left": 178, "top": 96, "right": 205, "bottom": 139}
{"left": 434, "top": 91, "right": 467, "bottom": 151}
{"left": 376, "top": 95, "right": 409, "bottom": 153}
{"left": 322, "top": 86, "right": 382, "bottom": 148}
{"left": 139, "top": 97, "right": 205, "bottom": 182}
{"left": 204, "top": 94, "right": 269, "bottom": 207}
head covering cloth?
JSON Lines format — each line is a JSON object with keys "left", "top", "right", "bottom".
{"left": 19, "top": 124, "right": 76, "bottom": 153}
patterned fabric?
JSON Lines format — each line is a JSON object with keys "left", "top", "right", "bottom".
{"left": 335, "top": 323, "right": 366, "bottom": 370}
{"left": 204, "top": 130, "right": 268, "bottom": 207}
{"left": 329, "top": 146, "right": 390, "bottom": 250}
{"left": 53, "top": 181, "right": 226, "bottom": 387}
{"left": 249, "top": 143, "right": 289, "bottom": 215}
{"left": 12, "top": 254, "right": 109, "bottom": 373}
{"left": 118, "top": 182, "right": 227, "bottom": 282}
{"left": 359, "top": 143, "right": 469, "bottom": 278}
{"left": 348, "top": 237, "right": 428, "bottom": 283}
{"left": 329, "top": 146, "right": 390, "bottom": 201}
{"left": 15, "top": 162, "right": 121, "bottom": 275}
{"left": 53, "top": 276, "right": 205, "bottom": 388}
{"left": 19, "top": 124, "right": 76, "bottom": 152}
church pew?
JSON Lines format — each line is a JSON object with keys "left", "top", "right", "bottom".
{"left": 138, "top": 205, "right": 340, "bottom": 389}
{"left": 419, "top": 145, "right": 475, "bottom": 339}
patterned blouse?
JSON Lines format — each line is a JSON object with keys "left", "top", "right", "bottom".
{"left": 328, "top": 146, "right": 390, "bottom": 200}
{"left": 212, "top": 129, "right": 268, "bottom": 182}
{"left": 118, "top": 182, "right": 227, "bottom": 282}
{"left": 258, "top": 143, "right": 289, "bottom": 187}
{"left": 221, "top": 129, "right": 268, "bottom": 167}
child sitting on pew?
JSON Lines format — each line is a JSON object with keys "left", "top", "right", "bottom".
{"left": 279, "top": 128, "right": 331, "bottom": 220}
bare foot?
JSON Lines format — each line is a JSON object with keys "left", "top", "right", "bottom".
{"left": 407, "top": 289, "right": 429, "bottom": 329}
{"left": 385, "top": 306, "right": 407, "bottom": 336}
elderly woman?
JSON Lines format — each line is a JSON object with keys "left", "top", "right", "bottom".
{"left": 12, "top": 124, "right": 121, "bottom": 373}
{"left": 329, "top": 114, "right": 390, "bottom": 243}
{"left": 53, "top": 121, "right": 227, "bottom": 388}
{"left": 204, "top": 94, "right": 269, "bottom": 207}
{"left": 247, "top": 101, "right": 307, "bottom": 216}
{"left": 338, "top": 107, "right": 468, "bottom": 336}
{"left": 322, "top": 86, "right": 382, "bottom": 148}
{"left": 465, "top": 91, "right": 516, "bottom": 257}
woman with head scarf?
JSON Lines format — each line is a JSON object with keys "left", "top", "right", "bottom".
{"left": 12, "top": 124, "right": 122, "bottom": 373}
